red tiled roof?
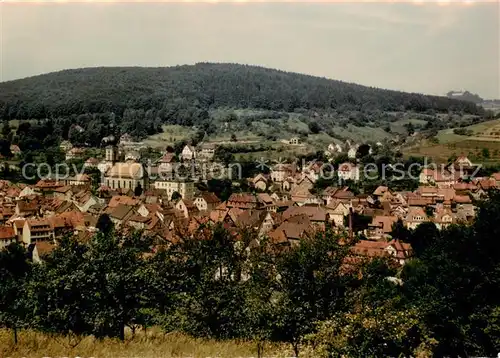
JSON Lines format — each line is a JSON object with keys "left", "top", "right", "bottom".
{"left": 0, "top": 226, "right": 15, "bottom": 240}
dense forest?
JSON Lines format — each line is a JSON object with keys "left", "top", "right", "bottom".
{"left": 0, "top": 63, "right": 483, "bottom": 125}
{"left": 2, "top": 192, "right": 500, "bottom": 357}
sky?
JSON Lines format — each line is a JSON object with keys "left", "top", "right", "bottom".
{"left": 0, "top": 1, "right": 499, "bottom": 99}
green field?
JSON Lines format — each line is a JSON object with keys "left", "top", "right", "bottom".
{"left": 437, "top": 119, "right": 500, "bottom": 144}
{"left": 405, "top": 139, "right": 500, "bottom": 164}
{"left": 403, "top": 119, "right": 500, "bottom": 164}
{"left": 143, "top": 125, "right": 197, "bottom": 148}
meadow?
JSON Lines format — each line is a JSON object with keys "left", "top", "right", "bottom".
{"left": 0, "top": 329, "right": 298, "bottom": 358}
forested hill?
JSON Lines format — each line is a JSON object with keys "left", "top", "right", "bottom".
{"left": 0, "top": 63, "right": 482, "bottom": 120}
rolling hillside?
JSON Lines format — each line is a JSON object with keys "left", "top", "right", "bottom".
{"left": 0, "top": 63, "right": 482, "bottom": 120}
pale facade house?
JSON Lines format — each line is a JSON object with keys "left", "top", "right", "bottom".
{"left": 197, "top": 143, "right": 216, "bottom": 161}
{"left": 181, "top": 145, "right": 196, "bottom": 161}
{"left": 65, "top": 147, "right": 85, "bottom": 161}
{"left": 67, "top": 174, "right": 91, "bottom": 187}
{"left": 404, "top": 207, "right": 429, "bottom": 230}
{"left": 194, "top": 192, "right": 221, "bottom": 212}
{"left": 251, "top": 174, "right": 269, "bottom": 191}
{"left": 271, "top": 164, "right": 294, "bottom": 183}
{"left": 326, "top": 201, "right": 350, "bottom": 227}
{"left": 74, "top": 191, "right": 99, "bottom": 213}
{"left": 175, "top": 199, "right": 198, "bottom": 218}
{"left": 0, "top": 226, "right": 16, "bottom": 249}
{"left": 158, "top": 152, "right": 176, "bottom": 173}
{"left": 338, "top": 162, "right": 360, "bottom": 182}
{"left": 433, "top": 208, "right": 454, "bottom": 230}
{"left": 154, "top": 178, "right": 194, "bottom": 200}
{"left": 22, "top": 219, "right": 54, "bottom": 245}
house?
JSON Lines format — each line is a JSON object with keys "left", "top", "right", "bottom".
{"left": 65, "top": 147, "right": 85, "bottom": 161}
{"left": 16, "top": 199, "right": 40, "bottom": 217}
{"left": 491, "top": 172, "right": 500, "bottom": 186}
{"left": 35, "top": 179, "right": 64, "bottom": 194}
{"left": 31, "top": 241, "right": 56, "bottom": 264}
{"left": 120, "top": 133, "right": 133, "bottom": 144}
{"left": 351, "top": 239, "right": 412, "bottom": 265}
{"left": 22, "top": 219, "right": 54, "bottom": 245}
{"left": 181, "top": 145, "right": 196, "bottom": 161}
{"left": 157, "top": 152, "right": 177, "bottom": 173}
{"left": 197, "top": 143, "right": 216, "bottom": 161}
{"left": 236, "top": 210, "right": 275, "bottom": 237}
{"left": 251, "top": 173, "right": 269, "bottom": 191}
{"left": 125, "top": 151, "right": 140, "bottom": 162}
{"left": 66, "top": 174, "right": 91, "bottom": 187}
{"left": 282, "top": 206, "right": 329, "bottom": 229}
{"left": 269, "top": 214, "right": 313, "bottom": 246}
{"left": 456, "top": 155, "right": 473, "bottom": 167}
{"left": 419, "top": 167, "right": 459, "bottom": 188}
{"left": 53, "top": 185, "right": 74, "bottom": 200}
{"left": 327, "top": 143, "right": 343, "bottom": 154}
{"left": 338, "top": 162, "right": 360, "bottom": 182}
{"left": 18, "top": 186, "right": 36, "bottom": 198}
{"left": 433, "top": 208, "right": 455, "bottom": 230}
{"left": 108, "top": 204, "right": 135, "bottom": 227}
{"left": 84, "top": 157, "right": 99, "bottom": 169}
{"left": 107, "top": 195, "right": 140, "bottom": 209}
{"left": 175, "top": 199, "right": 199, "bottom": 219}
{"left": 256, "top": 193, "right": 276, "bottom": 211}
{"left": 325, "top": 201, "right": 350, "bottom": 227}
{"left": 289, "top": 137, "right": 300, "bottom": 145}
{"left": 0, "top": 226, "right": 16, "bottom": 249}
{"left": 194, "top": 192, "right": 221, "bottom": 212}
{"left": 271, "top": 164, "right": 295, "bottom": 183}
{"left": 73, "top": 190, "right": 99, "bottom": 212}
{"left": 372, "top": 186, "right": 390, "bottom": 198}
{"left": 137, "top": 203, "right": 163, "bottom": 218}
{"left": 227, "top": 193, "right": 261, "bottom": 210}
{"left": 153, "top": 177, "right": 194, "bottom": 200}
{"left": 366, "top": 215, "right": 398, "bottom": 240}
{"left": 404, "top": 206, "right": 428, "bottom": 229}
{"left": 289, "top": 185, "right": 319, "bottom": 206}
{"left": 282, "top": 177, "right": 295, "bottom": 191}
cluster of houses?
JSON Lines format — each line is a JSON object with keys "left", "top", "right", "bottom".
{"left": 1, "top": 147, "right": 497, "bottom": 267}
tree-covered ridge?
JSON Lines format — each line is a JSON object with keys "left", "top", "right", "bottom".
{"left": 0, "top": 63, "right": 482, "bottom": 120}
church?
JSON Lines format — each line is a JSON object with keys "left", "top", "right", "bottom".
{"left": 102, "top": 145, "right": 147, "bottom": 191}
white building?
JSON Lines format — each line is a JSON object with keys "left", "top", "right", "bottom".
{"left": 338, "top": 162, "right": 360, "bottom": 182}
{"left": 181, "top": 145, "right": 196, "bottom": 161}
{"left": 153, "top": 177, "right": 195, "bottom": 200}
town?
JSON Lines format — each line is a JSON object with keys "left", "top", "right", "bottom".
{"left": 1, "top": 128, "right": 497, "bottom": 268}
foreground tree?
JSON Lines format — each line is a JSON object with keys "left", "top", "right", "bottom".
{"left": 0, "top": 243, "right": 31, "bottom": 344}
{"left": 273, "top": 230, "right": 353, "bottom": 357}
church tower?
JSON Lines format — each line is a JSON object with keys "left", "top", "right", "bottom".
{"left": 105, "top": 145, "right": 118, "bottom": 163}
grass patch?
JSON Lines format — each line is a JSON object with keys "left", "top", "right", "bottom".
{"left": 0, "top": 329, "right": 298, "bottom": 358}
{"left": 143, "top": 125, "right": 197, "bottom": 148}
{"left": 404, "top": 139, "right": 500, "bottom": 164}
{"left": 437, "top": 119, "right": 500, "bottom": 144}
